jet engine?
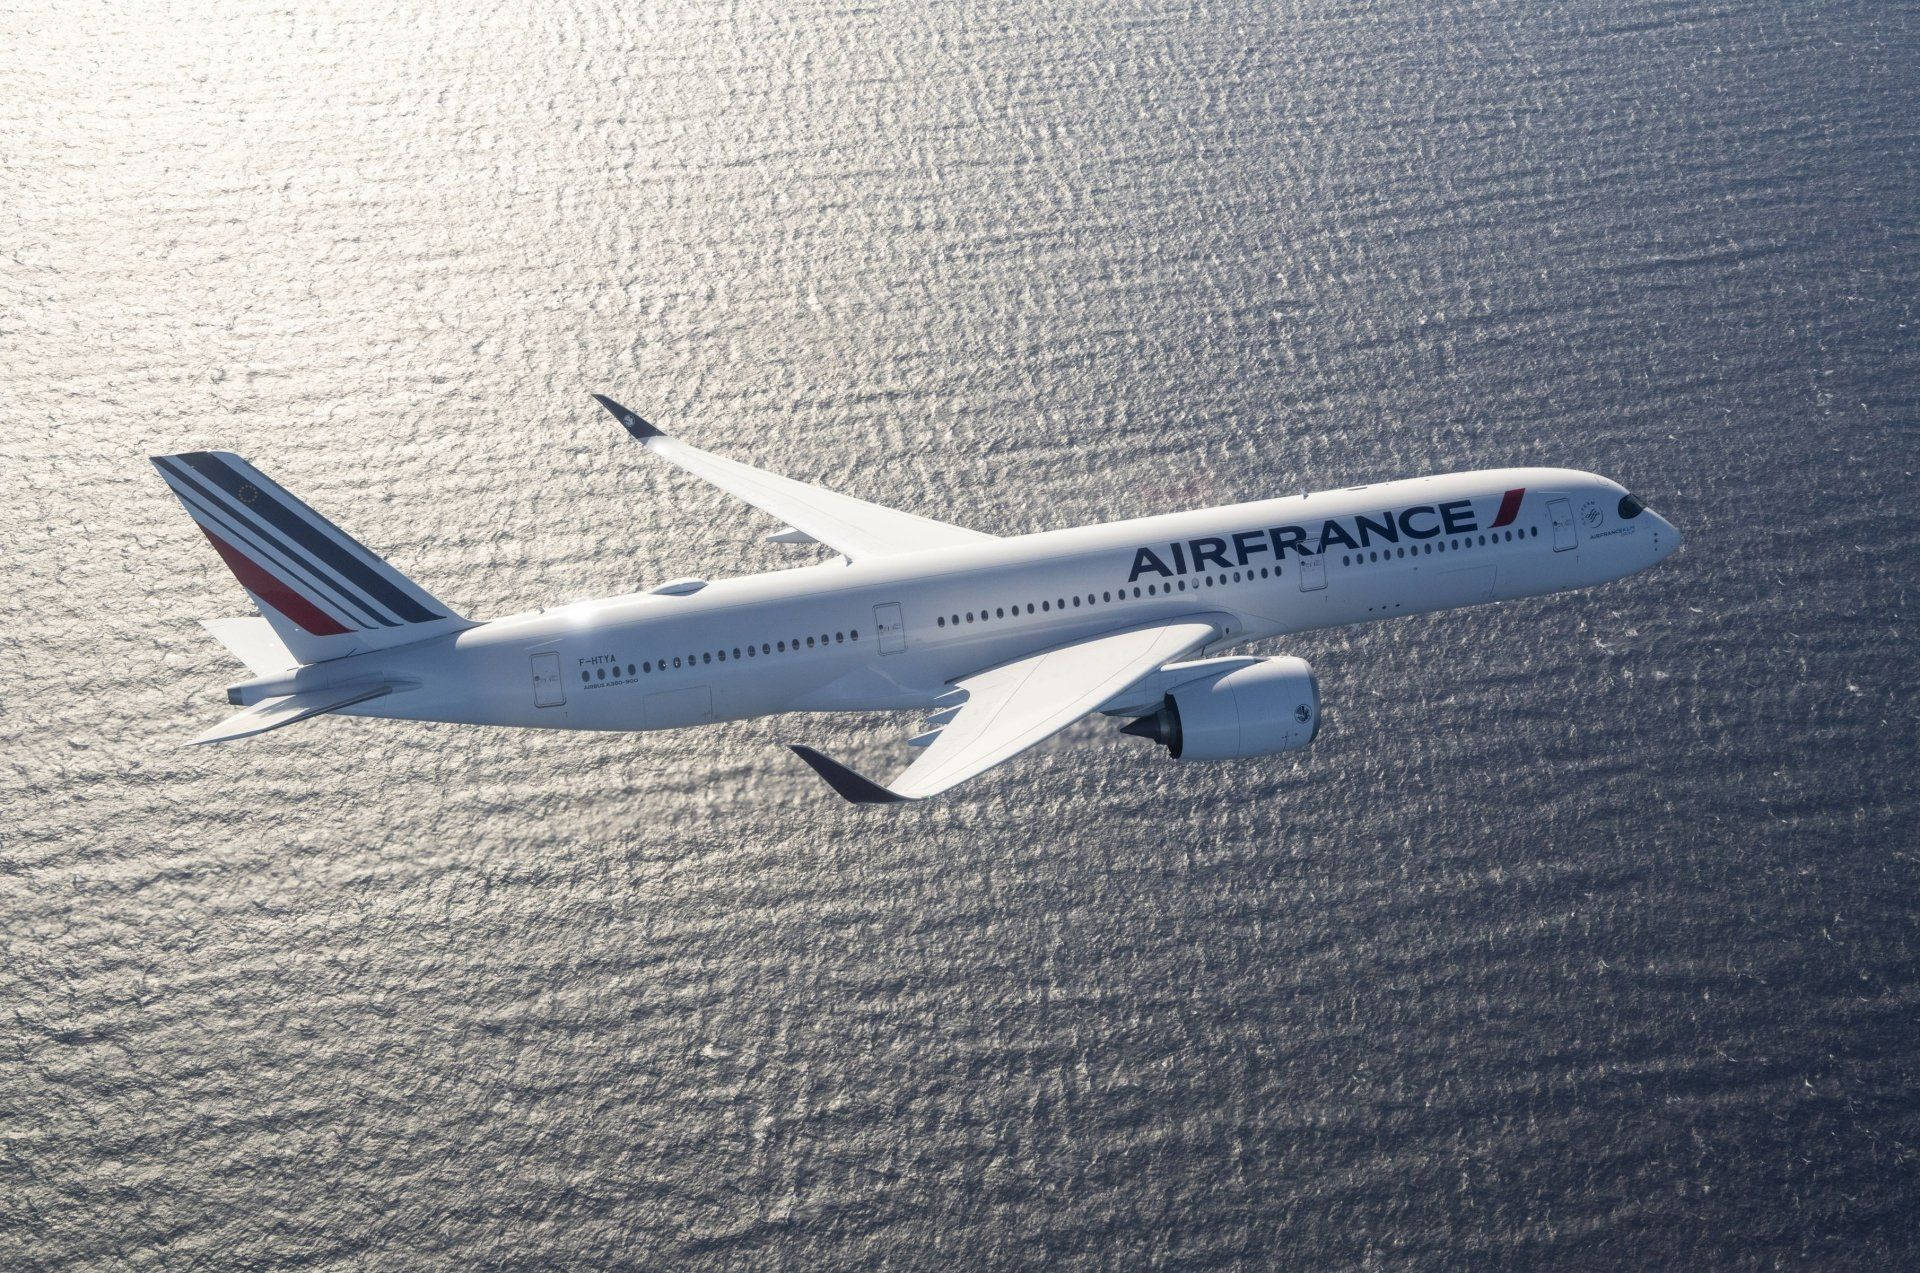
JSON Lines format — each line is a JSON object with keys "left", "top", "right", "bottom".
{"left": 1120, "top": 656, "right": 1319, "bottom": 760}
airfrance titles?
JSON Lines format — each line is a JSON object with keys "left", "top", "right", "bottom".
{"left": 1126, "top": 493, "right": 1520, "bottom": 583}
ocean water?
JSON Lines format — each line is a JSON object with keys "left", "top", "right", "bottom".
{"left": 4, "top": 0, "right": 1915, "bottom": 1266}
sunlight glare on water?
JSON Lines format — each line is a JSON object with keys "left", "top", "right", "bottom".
{"left": 3, "top": 0, "right": 1915, "bottom": 1265}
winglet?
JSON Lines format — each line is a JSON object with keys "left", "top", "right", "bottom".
{"left": 593, "top": 393, "right": 663, "bottom": 440}
{"left": 786, "top": 744, "right": 909, "bottom": 804}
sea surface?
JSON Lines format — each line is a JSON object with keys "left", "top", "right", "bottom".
{"left": 4, "top": 1, "right": 1915, "bottom": 1267}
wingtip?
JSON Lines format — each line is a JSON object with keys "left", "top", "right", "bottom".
{"left": 149, "top": 451, "right": 206, "bottom": 469}
{"left": 786, "top": 743, "right": 908, "bottom": 805}
{"left": 592, "top": 393, "right": 663, "bottom": 440}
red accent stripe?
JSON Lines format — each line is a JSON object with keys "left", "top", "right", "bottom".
{"left": 1490, "top": 487, "right": 1525, "bottom": 528}
{"left": 199, "top": 529, "right": 351, "bottom": 636}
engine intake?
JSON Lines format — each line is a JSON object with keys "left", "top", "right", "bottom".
{"left": 1120, "top": 656, "right": 1319, "bottom": 760}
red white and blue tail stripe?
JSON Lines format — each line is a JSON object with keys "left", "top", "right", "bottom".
{"left": 152, "top": 450, "right": 469, "bottom": 665}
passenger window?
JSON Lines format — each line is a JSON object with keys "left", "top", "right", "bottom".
{"left": 937, "top": 616, "right": 945, "bottom": 627}
{"left": 580, "top": 671, "right": 590, "bottom": 683}
{"left": 834, "top": 633, "right": 843, "bottom": 644}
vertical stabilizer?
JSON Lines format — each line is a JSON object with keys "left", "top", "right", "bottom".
{"left": 151, "top": 450, "right": 471, "bottom": 664}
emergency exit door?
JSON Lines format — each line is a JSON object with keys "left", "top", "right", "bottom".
{"left": 531, "top": 652, "right": 566, "bottom": 707}
{"left": 1547, "top": 498, "right": 1577, "bottom": 551}
{"left": 874, "top": 603, "right": 906, "bottom": 654}
{"left": 1298, "top": 553, "right": 1326, "bottom": 591}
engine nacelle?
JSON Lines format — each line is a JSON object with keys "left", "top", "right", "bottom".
{"left": 1120, "top": 656, "right": 1319, "bottom": 760}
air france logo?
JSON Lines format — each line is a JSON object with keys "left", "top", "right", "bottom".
{"left": 1126, "top": 490, "right": 1523, "bottom": 583}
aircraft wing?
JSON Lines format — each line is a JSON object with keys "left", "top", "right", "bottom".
{"left": 788, "top": 617, "right": 1222, "bottom": 803}
{"left": 595, "top": 396, "right": 997, "bottom": 560}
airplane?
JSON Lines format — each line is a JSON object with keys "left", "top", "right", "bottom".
{"left": 150, "top": 396, "right": 1683, "bottom": 803}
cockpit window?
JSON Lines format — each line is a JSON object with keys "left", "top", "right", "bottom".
{"left": 1618, "top": 493, "right": 1646, "bottom": 520}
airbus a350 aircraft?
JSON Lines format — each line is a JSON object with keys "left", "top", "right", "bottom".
{"left": 152, "top": 397, "right": 1681, "bottom": 803}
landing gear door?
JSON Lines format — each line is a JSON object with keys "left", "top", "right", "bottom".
{"left": 875, "top": 602, "right": 907, "bottom": 654}
{"left": 1548, "top": 498, "right": 1577, "bottom": 551}
{"left": 1298, "top": 554, "right": 1326, "bottom": 591}
{"left": 531, "top": 652, "right": 566, "bottom": 707}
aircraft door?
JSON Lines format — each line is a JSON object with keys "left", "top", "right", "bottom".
{"left": 531, "top": 652, "right": 566, "bottom": 707}
{"left": 874, "top": 602, "right": 907, "bottom": 654}
{"left": 1298, "top": 553, "right": 1326, "bottom": 591}
{"left": 1548, "top": 498, "right": 1577, "bottom": 551}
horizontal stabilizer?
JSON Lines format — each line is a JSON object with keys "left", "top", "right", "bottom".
{"left": 192, "top": 682, "right": 393, "bottom": 745}
{"left": 199, "top": 617, "right": 297, "bottom": 676}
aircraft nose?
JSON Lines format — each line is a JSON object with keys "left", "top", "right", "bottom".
{"left": 1655, "top": 513, "right": 1683, "bottom": 559}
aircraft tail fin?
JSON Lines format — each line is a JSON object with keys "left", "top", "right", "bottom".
{"left": 151, "top": 451, "right": 471, "bottom": 665}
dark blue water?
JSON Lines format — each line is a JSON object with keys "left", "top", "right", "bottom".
{"left": 4, "top": 0, "right": 1915, "bottom": 1265}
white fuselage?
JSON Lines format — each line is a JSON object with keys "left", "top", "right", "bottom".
{"left": 228, "top": 467, "right": 1681, "bottom": 730}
